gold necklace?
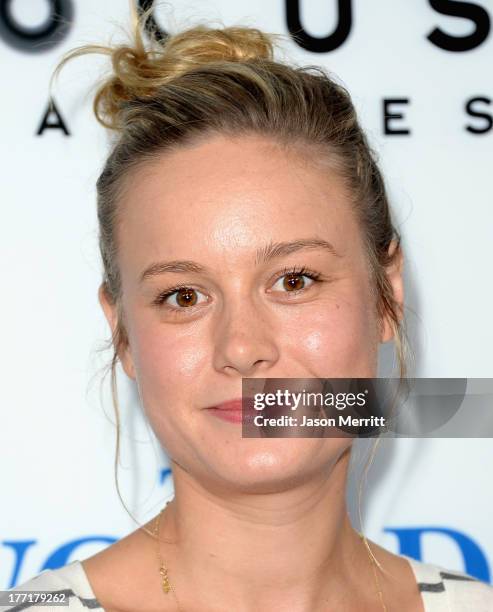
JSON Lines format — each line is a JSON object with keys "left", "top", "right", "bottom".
{"left": 153, "top": 502, "right": 184, "bottom": 612}
{"left": 153, "top": 501, "right": 387, "bottom": 612}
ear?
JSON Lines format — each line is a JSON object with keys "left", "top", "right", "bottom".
{"left": 379, "top": 240, "right": 404, "bottom": 343}
{"left": 98, "top": 284, "right": 136, "bottom": 380}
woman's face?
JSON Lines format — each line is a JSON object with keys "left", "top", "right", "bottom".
{"left": 100, "top": 133, "right": 401, "bottom": 492}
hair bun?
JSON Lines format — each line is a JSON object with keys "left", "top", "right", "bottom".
{"left": 156, "top": 24, "right": 275, "bottom": 73}
{"left": 104, "top": 22, "right": 277, "bottom": 123}
{"left": 50, "top": 6, "right": 283, "bottom": 130}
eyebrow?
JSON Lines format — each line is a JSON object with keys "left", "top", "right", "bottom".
{"left": 139, "top": 238, "right": 341, "bottom": 283}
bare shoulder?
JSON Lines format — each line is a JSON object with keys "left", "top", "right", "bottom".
{"left": 364, "top": 539, "right": 426, "bottom": 612}
{"left": 368, "top": 539, "right": 493, "bottom": 611}
{"left": 82, "top": 517, "right": 176, "bottom": 612}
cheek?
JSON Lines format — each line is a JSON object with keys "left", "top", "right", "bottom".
{"left": 128, "top": 317, "right": 208, "bottom": 410}
{"left": 128, "top": 323, "right": 211, "bottom": 458}
{"left": 287, "top": 290, "right": 379, "bottom": 377}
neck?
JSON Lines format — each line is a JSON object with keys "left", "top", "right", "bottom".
{"left": 159, "top": 449, "right": 377, "bottom": 611}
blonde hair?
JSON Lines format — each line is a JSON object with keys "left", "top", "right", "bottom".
{"left": 51, "top": 2, "right": 412, "bottom": 572}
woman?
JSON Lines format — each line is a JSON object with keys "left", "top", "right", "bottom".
{"left": 6, "top": 5, "right": 493, "bottom": 611}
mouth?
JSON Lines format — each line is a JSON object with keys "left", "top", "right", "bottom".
{"left": 204, "top": 396, "right": 291, "bottom": 424}
{"left": 204, "top": 397, "right": 258, "bottom": 424}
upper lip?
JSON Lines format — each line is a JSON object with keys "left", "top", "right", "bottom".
{"left": 206, "top": 397, "right": 256, "bottom": 411}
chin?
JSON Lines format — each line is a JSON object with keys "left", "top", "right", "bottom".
{"left": 206, "top": 437, "right": 350, "bottom": 492}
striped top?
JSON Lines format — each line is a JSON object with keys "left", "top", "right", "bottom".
{"left": 2, "top": 555, "right": 493, "bottom": 611}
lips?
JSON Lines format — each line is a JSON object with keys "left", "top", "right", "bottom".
{"left": 205, "top": 397, "right": 258, "bottom": 424}
{"left": 204, "top": 396, "right": 292, "bottom": 425}
{"left": 211, "top": 398, "right": 256, "bottom": 411}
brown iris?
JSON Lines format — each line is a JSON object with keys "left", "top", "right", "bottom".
{"left": 283, "top": 273, "right": 305, "bottom": 291}
{"left": 175, "top": 288, "right": 198, "bottom": 307}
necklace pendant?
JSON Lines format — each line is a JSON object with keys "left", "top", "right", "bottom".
{"left": 160, "top": 566, "right": 171, "bottom": 594}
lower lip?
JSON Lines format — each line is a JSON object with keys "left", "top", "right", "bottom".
{"left": 205, "top": 408, "right": 257, "bottom": 424}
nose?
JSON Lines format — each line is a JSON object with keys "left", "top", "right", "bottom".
{"left": 212, "top": 295, "right": 279, "bottom": 377}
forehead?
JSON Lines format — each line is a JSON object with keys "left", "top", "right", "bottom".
{"left": 116, "top": 133, "right": 360, "bottom": 269}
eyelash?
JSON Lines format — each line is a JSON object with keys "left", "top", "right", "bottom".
{"left": 151, "top": 265, "right": 323, "bottom": 315}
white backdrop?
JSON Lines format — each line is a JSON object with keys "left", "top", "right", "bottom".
{"left": 1, "top": 0, "right": 492, "bottom": 588}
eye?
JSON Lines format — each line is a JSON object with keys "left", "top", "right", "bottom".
{"left": 153, "top": 285, "right": 208, "bottom": 311}
{"left": 271, "top": 266, "right": 322, "bottom": 294}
